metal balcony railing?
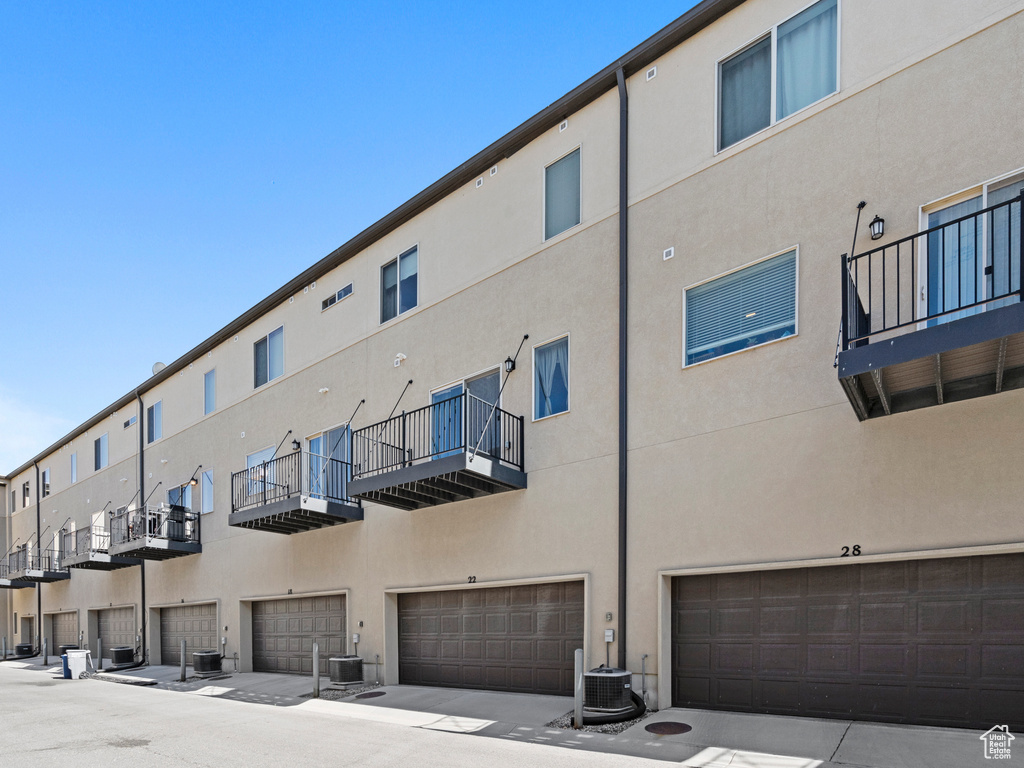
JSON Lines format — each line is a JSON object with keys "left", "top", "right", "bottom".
{"left": 7, "top": 548, "right": 63, "bottom": 573}
{"left": 351, "top": 392, "right": 524, "bottom": 479}
{"left": 841, "top": 192, "right": 1023, "bottom": 350}
{"left": 110, "top": 504, "right": 200, "bottom": 546}
{"left": 230, "top": 450, "right": 358, "bottom": 514}
{"left": 63, "top": 526, "right": 111, "bottom": 557}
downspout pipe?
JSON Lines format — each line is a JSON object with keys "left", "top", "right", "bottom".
{"left": 34, "top": 462, "right": 42, "bottom": 653}
{"left": 136, "top": 391, "right": 147, "bottom": 665}
{"left": 615, "top": 65, "right": 629, "bottom": 671}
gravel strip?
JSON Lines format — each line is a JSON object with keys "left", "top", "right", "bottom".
{"left": 545, "top": 707, "right": 655, "bottom": 734}
{"left": 301, "top": 683, "right": 382, "bottom": 700}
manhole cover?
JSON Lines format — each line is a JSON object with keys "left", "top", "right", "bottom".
{"left": 356, "top": 691, "right": 386, "bottom": 699}
{"left": 645, "top": 721, "right": 693, "bottom": 735}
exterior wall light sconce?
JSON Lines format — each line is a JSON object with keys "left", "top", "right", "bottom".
{"left": 291, "top": 440, "right": 301, "bottom": 451}
{"left": 505, "top": 356, "right": 516, "bottom": 374}
{"left": 869, "top": 215, "right": 885, "bottom": 240}
{"left": 187, "top": 464, "right": 203, "bottom": 487}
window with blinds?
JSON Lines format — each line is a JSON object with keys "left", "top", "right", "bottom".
{"left": 685, "top": 249, "right": 797, "bottom": 365}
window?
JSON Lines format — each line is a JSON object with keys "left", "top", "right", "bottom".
{"left": 718, "top": 0, "right": 838, "bottom": 150}
{"left": 146, "top": 401, "right": 162, "bottom": 443}
{"left": 685, "top": 249, "right": 797, "bottom": 366}
{"left": 922, "top": 172, "right": 1023, "bottom": 323}
{"left": 41, "top": 469, "right": 50, "bottom": 498}
{"left": 322, "top": 283, "right": 353, "bottom": 311}
{"left": 246, "top": 446, "right": 276, "bottom": 496}
{"left": 168, "top": 484, "right": 192, "bottom": 510}
{"left": 70, "top": 453, "right": 77, "bottom": 484}
{"left": 204, "top": 369, "right": 216, "bottom": 415}
{"left": 201, "top": 470, "right": 214, "bottom": 514}
{"left": 534, "top": 336, "right": 570, "bottom": 420}
{"left": 308, "top": 427, "right": 349, "bottom": 500}
{"left": 544, "top": 148, "right": 581, "bottom": 240}
{"left": 380, "top": 247, "right": 418, "bottom": 323}
{"left": 22, "top": 482, "right": 30, "bottom": 508}
{"left": 123, "top": 415, "right": 136, "bottom": 429}
{"left": 254, "top": 326, "right": 284, "bottom": 388}
{"left": 94, "top": 433, "right": 108, "bottom": 471}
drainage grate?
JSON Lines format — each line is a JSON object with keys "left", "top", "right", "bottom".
{"left": 645, "top": 721, "right": 692, "bottom": 735}
{"left": 356, "top": 691, "right": 386, "bottom": 699}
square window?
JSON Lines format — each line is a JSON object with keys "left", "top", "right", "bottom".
{"left": 147, "top": 401, "right": 162, "bottom": 444}
{"left": 380, "top": 247, "right": 418, "bottom": 323}
{"left": 534, "top": 336, "right": 570, "bottom": 420}
{"left": 718, "top": 0, "right": 837, "bottom": 150}
{"left": 94, "top": 433, "right": 108, "bottom": 471}
{"left": 685, "top": 249, "right": 797, "bottom": 366}
{"left": 204, "top": 369, "right": 216, "bottom": 415}
{"left": 544, "top": 148, "right": 581, "bottom": 240}
{"left": 254, "top": 326, "right": 284, "bottom": 388}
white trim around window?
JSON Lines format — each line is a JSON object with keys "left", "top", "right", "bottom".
{"left": 682, "top": 246, "right": 799, "bottom": 368}
{"left": 542, "top": 145, "right": 582, "bottom": 242}
{"left": 715, "top": 0, "right": 840, "bottom": 154}
{"left": 532, "top": 334, "right": 570, "bottom": 422}
{"left": 379, "top": 245, "right": 419, "bottom": 325}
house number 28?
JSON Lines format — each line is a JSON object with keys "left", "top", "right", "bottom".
{"left": 840, "top": 545, "right": 861, "bottom": 557}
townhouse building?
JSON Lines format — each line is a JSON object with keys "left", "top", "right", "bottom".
{"left": 3, "top": 0, "right": 1023, "bottom": 731}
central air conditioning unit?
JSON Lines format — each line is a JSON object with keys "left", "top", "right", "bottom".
{"left": 109, "top": 646, "right": 134, "bottom": 666}
{"left": 583, "top": 667, "right": 633, "bottom": 714}
{"left": 329, "top": 655, "right": 364, "bottom": 687}
{"left": 193, "top": 650, "right": 222, "bottom": 678}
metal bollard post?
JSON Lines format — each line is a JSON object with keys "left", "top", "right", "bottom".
{"left": 2, "top": 636, "right": 6, "bottom": 660}
{"left": 96, "top": 639, "right": 103, "bottom": 672}
{"left": 180, "top": 640, "right": 186, "bottom": 682}
{"left": 573, "top": 648, "right": 584, "bottom": 729}
{"left": 43, "top": 638, "right": 48, "bottom": 666}
{"left": 375, "top": 653, "right": 380, "bottom": 685}
{"left": 312, "top": 642, "right": 320, "bottom": 699}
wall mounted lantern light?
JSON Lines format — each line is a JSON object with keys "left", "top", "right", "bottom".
{"left": 869, "top": 215, "right": 885, "bottom": 240}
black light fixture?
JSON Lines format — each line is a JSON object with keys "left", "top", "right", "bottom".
{"left": 186, "top": 464, "right": 203, "bottom": 487}
{"left": 504, "top": 356, "right": 516, "bottom": 374}
{"left": 291, "top": 439, "right": 301, "bottom": 451}
{"left": 869, "top": 215, "right": 885, "bottom": 240}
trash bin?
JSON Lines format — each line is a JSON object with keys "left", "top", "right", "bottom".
{"left": 61, "top": 654, "right": 71, "bottom": 680}
{"left": 66, "top": 649, "right": 90, "bottom": 679}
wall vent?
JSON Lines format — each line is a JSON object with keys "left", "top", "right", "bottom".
{"left": 646, "top": 66, "right": 657, "bottom": 81}
{"left": 559, "top": 120, "right": 568, "bottom": 132}
{"left": 475, "top": 178, "right": 483, "bottom": 188}
{"left": 663, "top": 247, "right": 675, "bottom": 261}
{"left": 490, "top": 165, "right": 498, "bottom": 176}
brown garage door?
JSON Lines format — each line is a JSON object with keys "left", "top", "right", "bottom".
{"left": 399, "top": 581, "right": 583, "bottom": 695}
{"left": 252, "top": 595, "right": 347, "bottom": 675}
{"left": 51, "top": 612, "right": 78, "bottom": 648}
{"left": 161, "top": 603, "right": 216, "bottom": 665}
{"left": 98, "top": 607, "right": 134, "bottom": 652}
{"left": 672, "top": 554, "right": 1024, "bottom": 730}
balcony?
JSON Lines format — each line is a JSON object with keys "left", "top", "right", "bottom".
{"left": 349, "top": 392, "right": 526, "bottom": 511}
{"left": 229, "top": 450, "right": 363, "bottom": 534}
{"left": 61, "top": 526, "right": 140, "bottom": 571}
{"left": 837, "top": 193, "right": 1024, "bottom": 419}
{"left": 108, "top": 504, "right": 202, "bottom": 560}
{"left": 5, "top": 549, "right": 70, "bottom": 583}
{"left": 0, "top": 562, "right": 35, "bottom": 590}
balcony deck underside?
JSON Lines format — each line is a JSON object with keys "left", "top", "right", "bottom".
{"left": 349, "top": 452, "right": 527, "bottom": 511}
{"left": 0, "top": 578, "right": 36, "bottom": 590}
{"left": 8, "top": 569, "right": 70, "bottom": 583}
{"left": 838, "top": 302, "right": 1024, "bottom": 420}
{"left": 62, "top": 551, "right": 141, "bottom": 571}
{"left": 108, "top": 539, "right": 202, "bottom": 561}
{"left": 228, "top": 495, "right": 364, "bottom": 534}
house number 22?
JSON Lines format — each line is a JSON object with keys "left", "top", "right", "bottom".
{"left": 840, "top": 545, "right": 861, "bottom": 557}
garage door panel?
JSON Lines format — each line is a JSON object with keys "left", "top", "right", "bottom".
{"left": 99, "top": 607, "right": 134, "bottom": 652}
{"left": 672, "top": 554, "right": 1024, "bottom": 730}
{"left": 399, "top": 581, "right": 582, "bottom": 695}
{"left": 252, "top": 595, "right": 345, "bottom": 675}
{"left": 51, "top": 612, "right": 78, "bottom": 647}
{"left": 161, "top": 603, "right": 216, "bottom": 665}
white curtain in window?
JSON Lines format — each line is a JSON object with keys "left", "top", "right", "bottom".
{"left": 719, "top": 37, "right": 771, "bottom": 149}
{"left": 776, "top": 0, "right": 837, "bottom": 120}
{"left": 535, "top": 338, "right": 568, "bottom": 418}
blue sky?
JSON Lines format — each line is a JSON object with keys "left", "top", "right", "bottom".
{"left": 0, "top": 1, "right": 700, "bottom": 473}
